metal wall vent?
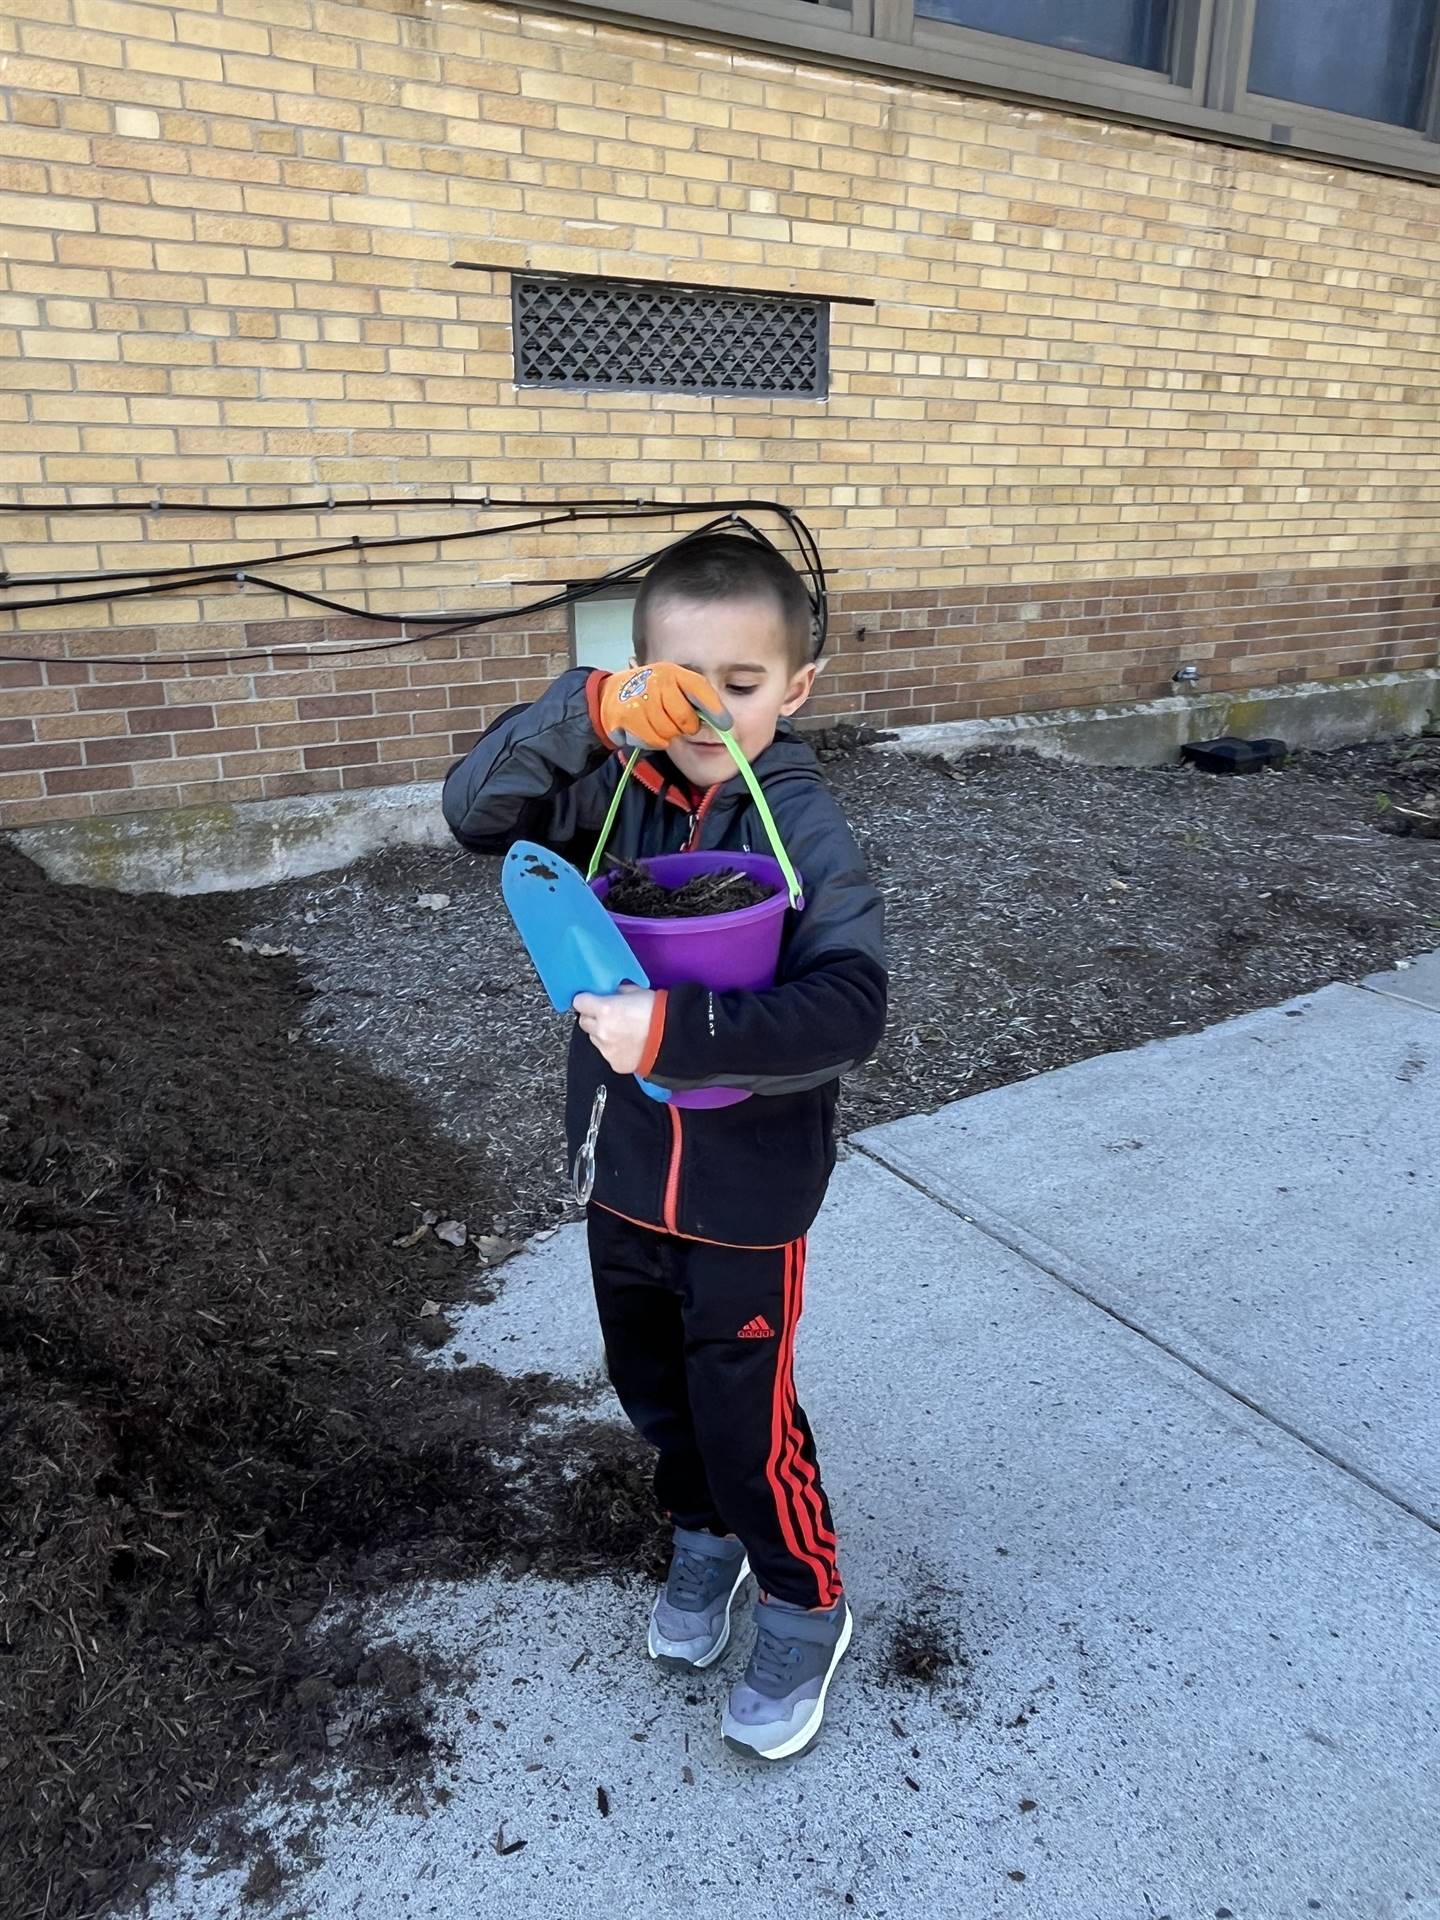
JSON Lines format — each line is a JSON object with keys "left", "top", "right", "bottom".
{"left": 512, "top": 274, "right": 829, "bottom": 399}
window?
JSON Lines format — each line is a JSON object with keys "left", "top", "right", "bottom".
{"left": 572, "top": 590, "right": 637, "bottom": 676}
{"left": 512, "top": 274, "right": 830, "bottom": 399}
{"left": 1247, "top": 0, "right": 1437, "bottom": 129}
{"left": 914, "top": 0, "right": 1171, "bottom": 70}
{"left": 556, "top": 0, "right": 1440, "bottom": 179}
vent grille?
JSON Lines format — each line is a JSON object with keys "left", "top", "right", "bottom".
{"left": 512, "top": 275, "right": 829, "bottom": 398}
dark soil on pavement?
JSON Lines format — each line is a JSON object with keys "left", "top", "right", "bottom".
{"left": 3, "top": 730, "right": 1436, "bottom": 1918}
{"left": 0, "top": 849, "right": 664, "bottom": 1920}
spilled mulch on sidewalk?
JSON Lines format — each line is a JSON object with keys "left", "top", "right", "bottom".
{"left": 0, "top": 848, "right": 665, "bottom": 1920}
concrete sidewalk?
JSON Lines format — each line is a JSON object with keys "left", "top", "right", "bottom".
{"left": 144, "top": 959, "right": 1440, "bottom": 1920}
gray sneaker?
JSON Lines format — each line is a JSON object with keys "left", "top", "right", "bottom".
{"left": 722, "top": 1592, "right": 853, "bottom": 1760}
{"left": 647, "top": 1528, "right": 750, "bottom": 1670}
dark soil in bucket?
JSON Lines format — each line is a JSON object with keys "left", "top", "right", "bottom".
{"left": 0, "top": 846, "right": 664, "bottom": 1920}
{"left": 603, "top": 863, "right": 775, "bottom": 919}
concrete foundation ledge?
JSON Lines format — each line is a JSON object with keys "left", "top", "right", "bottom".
{"left": 7, "top": 780, "right": 451, "bottom": 896}
{"left": 883, "top": 668, "right": 1440, "bottom": 770}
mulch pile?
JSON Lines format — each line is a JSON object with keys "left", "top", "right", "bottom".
{"left": 603, "top": 863, "right": 774, "bottom": 919}
{"left": 0, "top": 847, "right": 665, "bottom": 1920}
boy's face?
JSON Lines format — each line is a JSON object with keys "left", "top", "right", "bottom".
{"left": 639, "top": 593, "right": 816, "bottom": 791}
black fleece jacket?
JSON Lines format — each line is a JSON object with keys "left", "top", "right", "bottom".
{"left": 442, "top": 668, "right": 888, "bottom": 1247}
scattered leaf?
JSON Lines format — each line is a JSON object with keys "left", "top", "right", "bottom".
{"left": 681, "top": 1765, "right": 695, "bottom": 1785}
{"left": 476, "top": 1235, "right": 523, "bottom": 1269}
{"left": 418, "top": 1300, "right": 444, "bottom": 1319}
{"left": 224, "top": 938, "right": 295, "bottom": 958}
{"left": 493, "top": 1825, "right": 526, "bottom": 1858}
{"left": 890, "top": 1717, "right": 908, "bottom": 1738}
{"left": 434, "top": 1219, "right": 468, "bottom": 1249}
{"left": 596, "top": 1786, "right": 610, "bottom": 1817}
{"left": 416, "top": 893, "right": 451, "bottom": 911}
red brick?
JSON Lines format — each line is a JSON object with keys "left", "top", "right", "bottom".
{"left": 0, "top": 743, "right": 82, "bottom": 773}
{"left": 0, "top": 719, "right": 36, "bottom": 746}
{"left": 0, "top": 664, "right": 43, "bottom": 689}
{"left": 175, "top": 726, "right": 256, "bottom": 755}
{"left": 303, "top": 741, "right": 378, "bottom": 769}
{"left": 78, "top": 681, "right": 166, "bottom": 711}
{"left": 45, "top": 765, "right": 136, "bottom": 795}
{"left": 130, "top": 703, "right": 214, "bottom": 734}
{"left": 84, "top": 735, "right": 174, "bottom": 765}
{"left": 296, "top": 693, "right": 375, "bottom": 720}
{"left": 257, "top": 720, "right": 336, "bottom": 747}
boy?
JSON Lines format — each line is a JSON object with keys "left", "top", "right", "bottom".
{"left": 442, "top": 535, "right": 887, "bottom": 1760}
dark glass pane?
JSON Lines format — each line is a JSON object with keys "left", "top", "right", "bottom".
{"left": 1249, "top": 0, "right": 1435, "bottom": 127}
{"left": 914, "top": 0, "right": 1171, "bottom": 69}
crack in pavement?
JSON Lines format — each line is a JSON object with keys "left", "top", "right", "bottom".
{"left": 852, "top": 1139, "right": 1440, "bottom": 1544}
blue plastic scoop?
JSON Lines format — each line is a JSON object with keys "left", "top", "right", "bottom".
{"left": 501, "top": 840, "right": 669, "bottom": 1105}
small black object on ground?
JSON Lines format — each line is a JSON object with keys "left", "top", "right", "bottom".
{"left": 1181, "top": 736, "right": 1289, "bottom": 775}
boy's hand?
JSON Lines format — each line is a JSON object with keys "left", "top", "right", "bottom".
{"left": 573, "top": 984, "right": 657, "bottom": 1076}
{"left": 599, "top": 663, "right": 730, "bottom": 751}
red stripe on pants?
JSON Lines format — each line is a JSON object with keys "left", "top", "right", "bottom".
{"left": 769, "top": 1241, "right": 839, "bottom": 1605}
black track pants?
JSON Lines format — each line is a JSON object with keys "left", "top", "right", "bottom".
{"left": 586, "top": 1207, "right": 841, "bottom": 1611}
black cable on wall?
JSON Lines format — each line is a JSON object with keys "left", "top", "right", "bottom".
{"left": 0, "top": 495, "right": 829, "bottom": 669}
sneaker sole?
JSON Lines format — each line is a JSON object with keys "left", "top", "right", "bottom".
{"left": 647, "top": 1557, "right": 751, "bottom": 1671}
{"left": 721, "top": 1601, "right": 853, "bottom": 1762}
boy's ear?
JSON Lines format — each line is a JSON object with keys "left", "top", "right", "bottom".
{"left": 780, "top": 663, "right": 817, "bottom": 716}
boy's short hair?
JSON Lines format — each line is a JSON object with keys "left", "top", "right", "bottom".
{"left": 633, "top": 535, "right": 814, "bottom": 674}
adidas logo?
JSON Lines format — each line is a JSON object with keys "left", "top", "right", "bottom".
{"left": 736, "top": 1315, "right": 775, "bottom": 1339}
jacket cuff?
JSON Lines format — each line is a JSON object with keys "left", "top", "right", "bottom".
{"left": 637, "top": 989, "right": 669, "bottom": 1079}
{"left": 585, "top": 668, "right": 612, "bottom": 750}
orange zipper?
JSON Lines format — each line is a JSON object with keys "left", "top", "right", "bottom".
{"left": 663, "top": 1103, "right": 684, "bottom": 1234}
{"left": 684, "top": 782, "right": 720, "bottom": 850}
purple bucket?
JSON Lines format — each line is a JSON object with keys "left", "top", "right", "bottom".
{"left": 591, "top": 852, "right": 799, "bottom": 1110}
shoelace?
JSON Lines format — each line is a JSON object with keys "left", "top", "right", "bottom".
{"left": 668, "top": 1547, "right": 725, "bottom": 1613}
{"left": 748, "top": 1620, "right": 805, "bottom": 1692}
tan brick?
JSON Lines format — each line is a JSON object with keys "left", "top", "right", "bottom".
{"left": 21, "top": 328, "right": 120, "bottom": 361}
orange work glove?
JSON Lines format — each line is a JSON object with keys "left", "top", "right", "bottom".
{"left": 598, "top": 662, "right": 730, "bottom": 751}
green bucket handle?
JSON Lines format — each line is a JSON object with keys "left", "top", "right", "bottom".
{"left": 585, "top": 722, "right": 804, "bottom": 910}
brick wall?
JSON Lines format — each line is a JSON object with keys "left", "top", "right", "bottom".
{"left": 2, "top": 0, "right": 1439, "bottom": 828}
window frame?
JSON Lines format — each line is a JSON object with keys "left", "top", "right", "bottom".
{"left": 544, "top": 0, "right": 1440, "bottom": 183}
{"left": 1222, "top": 0, "right": 1440, "bottom": 171}
{"left": 906, "top": 0, "right": 1214, "bottom": 121}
